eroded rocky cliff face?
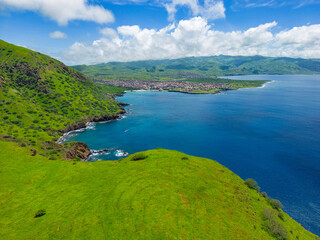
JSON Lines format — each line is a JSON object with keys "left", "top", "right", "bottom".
{"left": 65, "top": 142, "right": 91, "bottom": 160}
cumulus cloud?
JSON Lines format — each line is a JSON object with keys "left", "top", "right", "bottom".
{"left": 164, "top": 0, "right": 225, "bottom": 21}
{"left": 63, "top": 17, "right": 320, "bottom": 65}
{"left": 0, "top": 0, "right": 114, "bottom": 25}
{"left": 100, "top": 27, "right": 118, "bottom": 38}
{"left": 118, "top": 25, "right": 141, "bottom": 36}
{"left": 49, "top": 31, "right": 67, "bottom": 39}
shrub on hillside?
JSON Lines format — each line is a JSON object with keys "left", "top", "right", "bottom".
{"left": 278, "top": 211, "right": 284, "bottom": 220}
{"left": 34, "top": 209, "right": 46, "bottom": 218}
{"left": 270, "top": 199, "right": 283, "bottom": 210}
{"left": 263, "top": 208, "right": 287, "bottom": 240}
{"left": 131, "top": 153, "right": 148, "bottom": 161}
{"left": 245, "top": 178, "right": 260, "bottom": 192}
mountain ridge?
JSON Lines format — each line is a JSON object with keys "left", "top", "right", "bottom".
{"left": 0, "top": 39, "right": 125, "bottom": 160}
{"left": 72, "top": 55, "right": 320, "bottom": 81}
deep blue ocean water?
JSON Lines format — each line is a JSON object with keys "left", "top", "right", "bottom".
{"left": 65, "top": 75, "right": 320, "bottom": 235}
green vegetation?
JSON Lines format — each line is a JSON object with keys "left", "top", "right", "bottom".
{"left": 0, "top": 142, "right": 318, "bottom": 239}
{"left": 245, "top": 178, "right": 261, "bottom": 192}
{"left": 263, "top": 208, "right": 288, "bottom": 240}
{"left": 0, "top": 40, "right": 125, "bottom": 159}
{"left": 183, "top": 77, "right": 267, "bottom": 93}
{"left": 34, "top": 209, "right": 46, "bottom": 218}
{"left": 130, "top": 152, "right": 148, "bottom": 161}
{"left": 73, "top": 55, "right": 320, "bottom": 81}
{"left": 244, "top": 178, "right": 289, "bottom": 239}
{"left": 0, "top": 40, "right": 318, "bottom": 239}
{"left": 270, "top": 199, "right": 283, "bottom": 210}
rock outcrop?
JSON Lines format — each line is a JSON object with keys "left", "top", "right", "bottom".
{"left": 65, "top": 142, "right": 91, "bottom": 160}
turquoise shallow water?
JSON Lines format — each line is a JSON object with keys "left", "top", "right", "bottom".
{"left": 65, "top": 75, "right": 320, "bottom": 235}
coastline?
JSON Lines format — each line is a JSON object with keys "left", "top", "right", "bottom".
{"left": 56, "top": 108, "right": 127, "bottom": 161}
{"left": 119, "top": 79, "right": 270, "bottom": 95}
{"left": 58, "top": 78, "right": 270, "bottom": 160}
{"left": 258, "top": 80, "right": 275, "bottom": 88}
{"left": 124, "top": 83, "right": 267, "bottom": 95}
{"left": 56, "top": 109, "right": 126, "bottom": 144}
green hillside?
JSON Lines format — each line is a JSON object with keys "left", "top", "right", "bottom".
{"left": 0, "top": 40, "right": 318, "bottom": 240}
{"left": 0, "top": 40, "right": 125, "bottom": 159}
{"left": 73, "top": 55, "right": 320, "bottom": 81}
{"left": 0, "top": 142, "right": 318, "bottom": 240}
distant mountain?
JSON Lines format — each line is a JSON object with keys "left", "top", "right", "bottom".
{"left": 73, "top": 55, "right": 320, "bottom": 81}
{"left": 0, "top": 40, "right": 124, "bottom": 159}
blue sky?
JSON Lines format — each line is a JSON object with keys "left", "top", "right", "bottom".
{"left": 0, "top": 0, "right": 320, "bottom": 65}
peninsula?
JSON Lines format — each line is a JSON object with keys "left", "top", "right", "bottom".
{"left": 95, "top": 78, "right": 268, "bottom": 94}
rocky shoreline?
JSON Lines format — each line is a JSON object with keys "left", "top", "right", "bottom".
{"left": 58, "top": 109, "right": 126, "bottom": 135}
{"left": 57, "top": 107, "right": 127, "bottom": 161}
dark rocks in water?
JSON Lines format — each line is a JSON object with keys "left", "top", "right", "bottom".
{"left": 65, "top": 142, "right": 91, "bottom": 160}
{"left": 92, "top": 149, "right": 106, "bottom": 154}
{"left": 117, "top": 102, "right": 130, "bottom": 107}
{"left": 57, "top": 110, "right": 126, "bottom": 161}
{"left": 91, "top": 148, "right": 115, "bottom": 154}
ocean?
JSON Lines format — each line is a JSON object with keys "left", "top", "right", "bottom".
{"left": 64, "top": 75, "right": 320, "bottom": 235}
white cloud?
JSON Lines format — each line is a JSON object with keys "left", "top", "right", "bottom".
{"left": 117, "top": 25, "right": 141, "bottom": 36}
{"left": 232, "top": 0, "right": 320, "bottom": 9}
{"left": 276, "top": 25, "right": 320, "bottom": 45}
{"left": 201, "top": 0, "right": 226, "bottom": 20}
{"left": 0, "top": 0, "right": 114, "bottom": 25}
{"left": 164, "top": 0, "right": 225, "bottom": 21}
{"left": 49, "top": 31, "right": 67, "bottom": 39}
{"left": 63, "top": 17, "right": 320, "bottom": 65}
{"left": 100, "top": 27, "right": 118, "bottom": 38}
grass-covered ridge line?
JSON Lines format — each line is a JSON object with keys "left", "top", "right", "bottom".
{"left": 0, "top": 142, "right": 318, "bottom": 240}
{"left": 0, "top": 40, "right": 126, "bottom": 159}
{"left": 73, "top": 55, "right": 320, "bottom": 81}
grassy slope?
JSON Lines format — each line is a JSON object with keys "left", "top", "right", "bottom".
{"left": 73, "top": 55, "right": 320, "bottom": 81}
{"left": 0, "top": 141, "right": 318, "bottom": 240}
{"left": 0, "top": 40, "right": 124, "bottom": 159}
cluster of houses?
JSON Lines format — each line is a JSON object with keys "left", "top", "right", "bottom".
{"left": 97, "top": 80, "right": 228, "bottom": 92}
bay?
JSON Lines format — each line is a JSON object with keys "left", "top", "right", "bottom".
{"left": 65, "top": 75, "right": 320, "bottom": 235}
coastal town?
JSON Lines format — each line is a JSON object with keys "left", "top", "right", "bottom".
{"left": 96, "top": 79, "right": 230, "bottom": 93}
